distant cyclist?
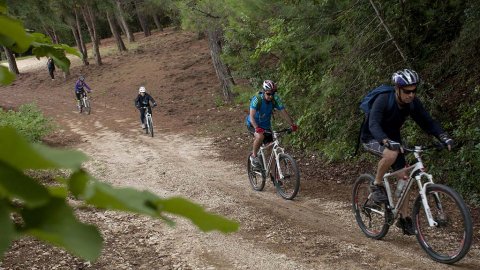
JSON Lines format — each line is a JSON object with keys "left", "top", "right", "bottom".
{"left": 47, "top": 57, "right": 55, "bottom": 80}
{"left": 360, "top": 69, "right": 453, "bottom": 235}
{"left": 134, "top": 86, "right": 157, "bottom": 129}
{"left": 74, "top": 75, "right": 92, "bottom": 112}
{"left": 246, "top": 80, "right": 297, "bottom": 169}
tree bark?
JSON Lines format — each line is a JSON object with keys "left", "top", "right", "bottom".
{"left": 206, "top": 28, "right": 234, "bottom": 102}
{"left": 368, "top": 0, "right": 409, "bottom": 64}
{"left": 134, "top": 0, "right": 151, "bottom": 37}
{"left": 115, "top": 0, "right": 135, "bottom": 42}
{"left": 3, "top": 46, "right": 20, "bottom": 74}
{"left": 106, "top": 10, "right": 127, "bottom": 52}
{"left": 153, "top": 14, "right": 163, "bottom": 31}
{"left": 81, "top": 5, "right": 102, "bottom": 65}
{"left": 74, "top": 7, "right": 89, "bottom": 65}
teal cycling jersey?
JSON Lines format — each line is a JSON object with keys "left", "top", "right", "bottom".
{"left": 246, "top": 93, "right": 285, "bottom": 129}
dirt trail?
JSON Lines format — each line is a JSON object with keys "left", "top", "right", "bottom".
{"left": 0, "top": 29, "right": 478, "bottom": 269}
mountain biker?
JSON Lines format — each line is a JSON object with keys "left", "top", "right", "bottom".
{"left": 47, "top": 57, "right": 55, "bottom": 80}
{"left": 360, "top": 69, "right": 453, "bottom": 235}
{"left": 246, "top": 80, "right": 297, "bottom": 169}
{"left": 134, "top": 86, "right": 157, "bottom": 129}
{"left": 74, "top": 75, "right": 92, "bottom": 112}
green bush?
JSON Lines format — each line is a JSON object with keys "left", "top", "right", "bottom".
{"left": 0, "top": 104, "right": 55, "bottom": 142}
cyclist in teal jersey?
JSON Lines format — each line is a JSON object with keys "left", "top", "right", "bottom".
{"left": 246, "top": 80, "right": 297, "bottom": 168}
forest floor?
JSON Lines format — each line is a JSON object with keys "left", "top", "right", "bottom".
{"left": 0, "top": 28, "right": 479, "bottom": 270}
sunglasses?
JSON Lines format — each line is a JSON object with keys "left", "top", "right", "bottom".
{"left": 401, "top": 88, "right": 417, "bottom": 95}
{"left": 265, "top": 92, "right": 274, "bottom": 96}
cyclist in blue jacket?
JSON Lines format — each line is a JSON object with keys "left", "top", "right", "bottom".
{"left": 135, "top": 86, "right": 157, "bottom": 129}
{"left": 246, "top": 80, "right": 297, "bottom": 169}
{"left": 360, "top": 69, "right": 453, "bottom": 235}
{"left": 74, "top": 75, "right": 92, "bottom": 112}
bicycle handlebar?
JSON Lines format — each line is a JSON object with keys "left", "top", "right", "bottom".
{"left": 263, "top": 128, "right": 293, "bottom": 136}
{"left": 402, "top": 143, "right": 446, "bottom": 153}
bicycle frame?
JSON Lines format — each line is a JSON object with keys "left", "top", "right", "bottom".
{"left": 257, "top": 130, "right": 288, "bottom": 178}
{"left": 380, "top": 146, "right": 439, "bottom": 227}
{"left": 81, "top": 92, "right": 88, "bottom": 107}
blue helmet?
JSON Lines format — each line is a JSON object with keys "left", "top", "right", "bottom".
{"left": 391, "top": 69, "right": 420, "bottom": 86}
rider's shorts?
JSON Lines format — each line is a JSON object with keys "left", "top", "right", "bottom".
{"left": 362, "top": 139, "right": 406, "bottom": 170}
{"left": 247, "top": 125, "right": 273, "bottom": 145}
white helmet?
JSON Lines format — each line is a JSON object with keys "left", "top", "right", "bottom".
{"left": 139, "top": 86, "right": 146, "bottom": 93}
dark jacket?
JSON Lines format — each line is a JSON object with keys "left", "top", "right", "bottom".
{"left": 361, "top": 92, "right": 444, "bottom": 143}
{"left": 135, "top": 93, "right": 157, "bottom": 108}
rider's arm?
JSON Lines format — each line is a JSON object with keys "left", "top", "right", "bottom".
{"left": 249, "top": 108, "right": 259, "bottom": 128}
{"left": 83, "top": 82, "right": 92, "bottom": 92}
{"left": 149, "top": 95, "right": 157, "bottom": 106}
{"left": 368, "top": 93, "right": 390, "bottom": 143}
{"left": 410, "top": 98, "right": 444, "bottom": 137}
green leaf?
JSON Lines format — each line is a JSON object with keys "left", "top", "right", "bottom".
{"left": 0, "top": 65, "right": 15, "bottom": 85}
{"left": 157, "top": 197, "right": 239, "bottom": 233}
{"left": 71, "top": 173, "right": 159, "bottom": 216}
{"left": 0, "top": 15, "right": 32, "bottom": 53}
{"left": 0, "top": 200, "right": 15, "bottom": 258}
{"left": 0, "top": 1, "right": 6, "bottom": 14}
{"left": 0, "top": 126, "right": 88, "bottom": 170}
{"left": 58, "top": 44, "right": 81, "bottom": 58}
{"left": 22, "top": 198, "right": 103, "bottom": 261}
{"left": 31, "top": 45, "right": 71, "bottom": 72}
{"left": 0, "top": 161, "right": 50, "bottom": 207}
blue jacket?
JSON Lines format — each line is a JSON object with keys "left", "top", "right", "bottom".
{"left": 246, "top": 93, "right": 285, "bottom": 130}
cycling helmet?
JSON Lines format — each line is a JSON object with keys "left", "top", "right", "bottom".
{"left": 139, "top": 86, "right": 146, "bottom": 93}
{"left": 79, "top": 75, "right": 85, "bottom": 81}
{"left": 391, "top": 69, "right": 420, "bottom": 86}
{"left": 262, "top": 80, "right": 277, "bottom": 92}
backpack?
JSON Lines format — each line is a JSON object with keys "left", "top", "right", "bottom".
{"left": 354, "top": 85, "right": 395, "bottom": 156}
{"left": 354, "top": 84, "right": 414, "bottom": 155}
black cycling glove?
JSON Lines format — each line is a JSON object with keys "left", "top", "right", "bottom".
{"left": 438, "top": 133, "right": 454, "bottom": 147}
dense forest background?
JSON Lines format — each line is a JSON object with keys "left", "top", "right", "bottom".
{"left": 2, "top": 0, "right": 479, "bottom": 204}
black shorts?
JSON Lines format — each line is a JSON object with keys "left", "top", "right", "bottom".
{"left": 362, "top": 140, "right": 406, "bottom": 170}
{"left": 247, "top": 125, "right": 273, "bottom": 145}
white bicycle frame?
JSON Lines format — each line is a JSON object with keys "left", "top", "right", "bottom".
{"left": 255, "top": 130, "right": 287, "bottom": 179}
{"left": 81, "top": 93, "right": 89, "bottom": 108}
{"left": 372, "top": 146, "right": 440, "bottom": 227}
{"left": 142, "top": 106, "right": 153, "bottom": 130}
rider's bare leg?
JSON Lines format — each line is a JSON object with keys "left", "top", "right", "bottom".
{"left": 374, "top": 149, "right": 398, "bottom": 185}
{"left": 252, "top": 133, "right": 264, "bottom": 157}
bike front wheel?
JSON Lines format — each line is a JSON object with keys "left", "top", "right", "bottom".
{"left": 84, "top": 99, "right": 91, "bottom": 115}
{"left": 412, "top": 184, "right": 473, "bottom": 264}
{"left": 274, "top": 153, "right": 300, "bottom": 200}
{"left": 247, "top": 153, "right": 265, "bottom": 191}
{"left": 147, "top": 115, "right": 154, "bottom": 137}
{"left": 352, "top": 174, "right": 390, "bottom": 239}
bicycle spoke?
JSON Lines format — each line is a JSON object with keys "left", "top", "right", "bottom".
{"left": 274, "top": 154, "right": 300, "bottom": 200}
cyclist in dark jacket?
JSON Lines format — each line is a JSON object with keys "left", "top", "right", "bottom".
{"left": 47, "top": 57, "right": 55, "bottom": 80}
{"left": 361, "top": 69, "right": 453, "bottom": 235}
{"left": 135, "top": 86, "right": 157, "bottom": 129}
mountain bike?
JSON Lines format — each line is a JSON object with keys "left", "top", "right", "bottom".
{"left": 141, "top": 106, "right": 154, "bottom": 137}
{"left": 352, "top": 144, "right": 473, "bottom": 264}
{"left": 247, "top": 128, "right": 300, "bottom": 200}
{"left": 78, "top": 91, "right": 91, "bottom": 115}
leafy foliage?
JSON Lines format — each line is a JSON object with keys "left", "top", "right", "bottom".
{"left": 0, "top": 104, "right": 55, "bottom": 143}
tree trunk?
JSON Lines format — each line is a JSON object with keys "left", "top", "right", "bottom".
{"left": 115, "top": 0, "right": 135, "bottom": 42}
{"left": 81, "top": 5, "right": 102, "bottom": 65}
{"left": 134, "top": 0, "right": 151, "bottom": 37}
{"left": 3, "top": 46, "right": 20, "bottom": 74}
{"left": 116, "top": 14, "right": 127, "bottom": 37}
{"left": 206, "top": 29, "right": 234, "bottom": 102}
{"left": 75, "top": 7, "right": 89, "bottom": 65}
{"left": 153, "top": 14, "right": 163, "bottom": 31}
{"left": 106, "top": 10, "right": 127, "bottom": 52}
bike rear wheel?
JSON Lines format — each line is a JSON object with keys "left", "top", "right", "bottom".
{"left": 147, "top": 115, "right": 154, "bottom": 137}
{"left": 274, "top": 153, "right": 300, "bottom": 200}
{"left": 247, "top": 153, "right": 265, "bottom": 191}
{"left": 412, "top": 184, "right": 473, "bottom": 264}
{"left": 352, "top": 174, "right": 390, "bottom": 239}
